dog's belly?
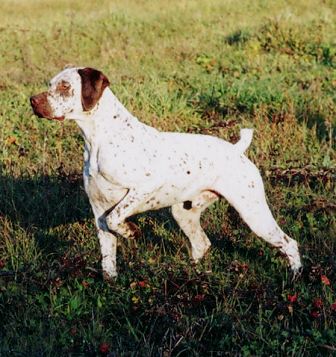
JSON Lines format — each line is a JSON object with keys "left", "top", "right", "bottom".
{"left": 133, "top": 181, "right": 209, "bottom": 214}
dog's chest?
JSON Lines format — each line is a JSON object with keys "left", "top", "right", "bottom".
{"left": 83, "top": 146, "right": 127, "bottom": 206}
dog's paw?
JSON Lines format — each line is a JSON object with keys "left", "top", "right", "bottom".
{"left": 290, "top": 265, "right": 303, "bottom": 282}
{"left": 102, "top": 270, "right": 117, "bottom": 284}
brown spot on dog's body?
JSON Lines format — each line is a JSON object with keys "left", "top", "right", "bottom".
{"left": 248, "top": 181, "right": 255, "bottom": 189}
{"left": 183, "top": 201, "right": 192, "bottom": 210}
{"left": 283, "top": 235, "right": 290, "bottom": 243}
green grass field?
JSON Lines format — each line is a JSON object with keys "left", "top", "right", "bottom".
{"left": 0, "top": 0, "right": 335, "bottom": 355}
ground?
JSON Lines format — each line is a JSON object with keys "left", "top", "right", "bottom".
{"left": 0, "top": 0, "right": 335, "bottom": 355}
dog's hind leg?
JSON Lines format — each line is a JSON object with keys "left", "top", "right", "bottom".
{"left": 172, "top": 191, "right": 219, "bottom": 262}
{"left": 213, "top": 157, "right": 302, "bottom": 274}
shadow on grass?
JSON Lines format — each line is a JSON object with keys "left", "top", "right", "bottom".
{"left": 0, "top": 173, "right": 177, "bottom": 260}
{"left": 0, "top": 173, "right": 89, "bottom": 230}
{"left": 0, "top": 172, "right": 92, "bottom": 258}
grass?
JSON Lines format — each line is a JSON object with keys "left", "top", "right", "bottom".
{"left": 0, "top": 0, "right": 335, "bottom": 355}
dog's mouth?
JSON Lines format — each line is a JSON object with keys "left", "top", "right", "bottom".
{"left": 30, "top": 93, "right": 65, "bottom": 121}
{"left": 48, "top": 115, "right": 65, "bottom": 121}
{"left": 33, "top": 111, "right": 65, "bottom": 122}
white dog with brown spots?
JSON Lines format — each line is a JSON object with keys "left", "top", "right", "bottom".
{"left": 30, "top": 67, "right": 302, "bottom": 280}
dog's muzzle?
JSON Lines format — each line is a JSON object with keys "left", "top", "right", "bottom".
{"left": 30, "top": 93, "right": 64, "bottom": 121}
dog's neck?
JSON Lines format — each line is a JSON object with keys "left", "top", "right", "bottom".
{"left": 73, "top": 88, "right": 139, "bottom": 149}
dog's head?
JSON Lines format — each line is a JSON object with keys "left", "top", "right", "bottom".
{"left": 30, "top": 67, "right": 110, "bottom": 121}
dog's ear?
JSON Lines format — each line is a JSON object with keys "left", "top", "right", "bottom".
{"left": 78, "top": 67, "right": 110, "bottom": 111}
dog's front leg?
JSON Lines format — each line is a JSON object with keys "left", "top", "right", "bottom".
{"left": 105, "top": 188, "right": 151, "bottom": 239}
{"left": 98, "top": 229, "right": 118, "bottom": 280}
{"left": 89, "top": 203, "right": 119, "bottom": 280}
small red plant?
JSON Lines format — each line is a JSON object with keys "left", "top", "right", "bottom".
{"left": 321, "top": 275, "right": 330, "bottom": 286}
{"left": 310, "top": 310, "right": 320, "bottom": 319}
{"left": 138, "top": 281, "right": 147, "bottom": 288}
{"left": 287, "top": 293, "right": 298, "bottom": 303}
{"left": 99, "top": 342, "right": 110, "bottom": 354}
{"left": 81, "top": 280, "right": 90, "bottom": 288}
{"left": 313, "top": 298, "right": 323, "bottom": 309}
{"left": 193, "top": 294, "right": 205, "bottom": 303}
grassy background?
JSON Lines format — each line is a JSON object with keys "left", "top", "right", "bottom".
{"left": 0, "top": 0, "right": 335, "bottom": 355}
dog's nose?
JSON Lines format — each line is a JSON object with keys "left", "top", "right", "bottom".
{"left": 30, "top": 96, "right": 39, "bottom": 107}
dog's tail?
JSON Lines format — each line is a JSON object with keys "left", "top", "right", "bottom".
{"left": 235, "top": 128, "right": 253, "bottom": 153}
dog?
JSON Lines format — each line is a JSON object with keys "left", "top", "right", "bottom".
{"left": 30, "top": 67, "right": 302, "bottom": 280}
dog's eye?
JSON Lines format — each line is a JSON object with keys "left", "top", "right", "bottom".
{"left": 60, "top": 82, "right": 71, "bottom": 90}
{"left": 56, "top": 81, "right": 72, "bottom": 96}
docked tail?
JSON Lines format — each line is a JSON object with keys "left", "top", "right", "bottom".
{"left": 235, "top": 128, "right": 253, "bottom": 153}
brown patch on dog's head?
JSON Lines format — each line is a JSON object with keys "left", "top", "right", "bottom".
{"left": 78, "top": 67, "right": 110, "bottom": 111}
{"left": 55, "top": 80, "right": 73, "bottom": 98}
